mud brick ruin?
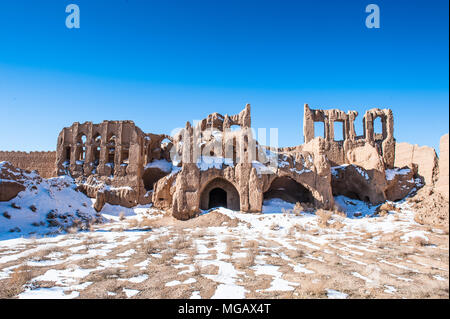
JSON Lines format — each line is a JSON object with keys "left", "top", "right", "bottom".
{"left": 1, "top": 103, "right": 446, "bottom": 219}
{"left": 44, "top": 103, "right": 446, "bottom": 220}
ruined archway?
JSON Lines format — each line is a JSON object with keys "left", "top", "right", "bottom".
{"left": 263, "top": 176, "right": 314, "bottom": 204}
{"left": 200, "top": 178, "right": 240, "bottom": 210}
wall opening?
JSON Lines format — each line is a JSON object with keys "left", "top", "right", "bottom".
{"left": 92, "top": 133, "right": 101, "bottom": 165}
{"left": 64, "top": 147, "right": 71, "bottom": 163}
{"left": 333, "top": 121, "right": 344, "bottom": 141}
{"left": 230, "top": 125, "right": 241, "bottom": 132}
{"left": 314, "top": 121, "right": 325, "bottom": 139}
{"left": 208, "top": 188, "right": 227, "bottom": 209}
{"left": 354, "top": 117, "right": 364, "bottom": 139}
{"left": 107, "top": 135, "right": 116, "bottom": 166}
{"left": 160, "top": 138, "right": 172, "bottom": 159}
{"left": 263, "top": 176, "right": 314, "bottom": 204}
{"left": 142, "top": 167, "right": 169, "bottom": 191}
{"left": 374, "top": 116, "right": 383, "bottom": 138}
{"left": 121, "top": 148, "right": 129, "bottom": 165}
{"left": 200, "top": 178, "right": 240, "bottom": 210}
{"left": 94, "top": 147, "right": 101, "bottom": 166}
{"left": 76, "top": 134, "right": 87, "bottom": 162}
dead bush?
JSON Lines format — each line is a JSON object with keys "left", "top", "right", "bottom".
{"left": 411, "top": 236, "right": 428, "bottom": 247}
{"left": 172, "top": 234, "right": 191, "bottom": 250}
{"left": 5, "top": 265, "right": 34, "bottom": 297}
{"left": 316, "top": 209, "right": 332, "bottom": 227}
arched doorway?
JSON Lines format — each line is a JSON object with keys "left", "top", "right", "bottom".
{"left": 209, "top": 188, "right": 227, "bottom": 209}
{"left": 263, "top": 176, "right": 314, "bottom": 204}
{"left": 200, "top": 178, "right": 240, "bottom": 210}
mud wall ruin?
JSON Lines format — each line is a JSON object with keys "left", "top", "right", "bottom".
{"left": 303, "top": 104, "right": 395, "bottom": 168}
{"left": 0, "top": 151, "right": 56, "bottom": 178}
{"left": 435, "top": 134, "right": 449, "bottom": 199}
{"left": 394, "top": 142, "right": 439, "bottom": 186}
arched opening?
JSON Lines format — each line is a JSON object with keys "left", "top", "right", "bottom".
{"left": 76, "top": 134, "right": 87, "bottom": 162}
{"left": 208, "top": 188, "right": 227, "bottom": 209}
{"left": 200, "top": 178, "right": 240, "bottom": 211}
{"left": 373, "top": 116, "right": 383, "bottom": 140}
{"left": 263, "top": 176, "right": 314, "bottom": 204}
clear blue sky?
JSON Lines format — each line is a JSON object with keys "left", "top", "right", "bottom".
{"left": 0, "top": 0, "right": 448, "bottom": 153}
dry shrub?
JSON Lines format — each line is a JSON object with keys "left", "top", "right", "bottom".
{"left": 329, "top": 220, "right": 345, "bottom": 230}
{"left": 195, "top": 229, "right": 208, "bottom": 238}
{"left": 361, "top": 231, "right": 374, "bottom": 240}
{"left": 127, "top": 219, "right": 139, "bottom": 228}
{"left": 155, "top": 249, "right": 177, "bottom": 265}
{"left": 30, "top": 248, "right": 53, "bottom": 261}
{"left": 193, "top": 263, "right": 202, "bottom": 276}
{"left": 244, "top": 240, "right": 259, "bottom": 249}
{"left": 5, "top": 265, "right": 34, "bottom": 297}
{"left": 172, "top": 234, "right": 192, "bottom": 250}
{"left": 296, "top": 202, "right": 315, "bottom": 213}
{"left": 298, "top": 279, "right": 326, "bottom": 298}
{"left": 224, "top": 237, "right": 235, "bottom": 256}
{"left": 270, "top": 223, "right": 280, "bottom": 231}
{"left": 66, "top": 226, "right": 78, "bottom": 234}
{"left": 411, "top": 236, "right": 428, "bottom": 247}
{"left": 287, "top": 248, "right": 304, "bottom": 260}
{"left": 139, "top": 217, "right": 157, "bottom": 229}
{"left": 380, "top": 233, "right": 401, "bottom": 243}
{"left": 316, "top": 209, "right": 332, "bottom": 227}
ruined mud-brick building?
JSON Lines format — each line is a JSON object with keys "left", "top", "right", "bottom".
{"left": 54, "top": 104, "right": 431, "bottom": 220}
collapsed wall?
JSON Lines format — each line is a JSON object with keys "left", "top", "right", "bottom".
{"left": 394, "top": 142, "right": 438, "bottom": 186}
{"left": 0, "top": 151, "right": 56, "bottom": 178}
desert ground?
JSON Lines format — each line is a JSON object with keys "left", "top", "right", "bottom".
{"left": 0, "top": 195, "right": 448, "bottom": 299}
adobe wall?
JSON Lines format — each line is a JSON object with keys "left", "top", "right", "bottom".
{"left": 394, "top": 142, "right": 438, "bottom": 185}
{"left": 0, "top": 151, "right": 57, "bottom": 178}
{"left": 435, "top": 134, "right": 449, "bottom": 199}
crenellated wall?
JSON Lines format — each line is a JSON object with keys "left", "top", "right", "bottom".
{"left": 0, "top": 151, "right": 57, "bottom": 178}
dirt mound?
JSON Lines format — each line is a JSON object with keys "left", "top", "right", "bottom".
{"left": 408, "top": 186, "right": 449, "bottom": 229}
{"left": 176, "top": 210, "right": 239, "bottom": 229}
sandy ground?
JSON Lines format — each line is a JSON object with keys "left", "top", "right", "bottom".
{"left": 0, "top": 198, "right": 448, "bottom": 299}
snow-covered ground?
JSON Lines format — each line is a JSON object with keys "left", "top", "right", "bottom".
{"left": 0, "top": 182, "right": 448, "bottom": 298}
